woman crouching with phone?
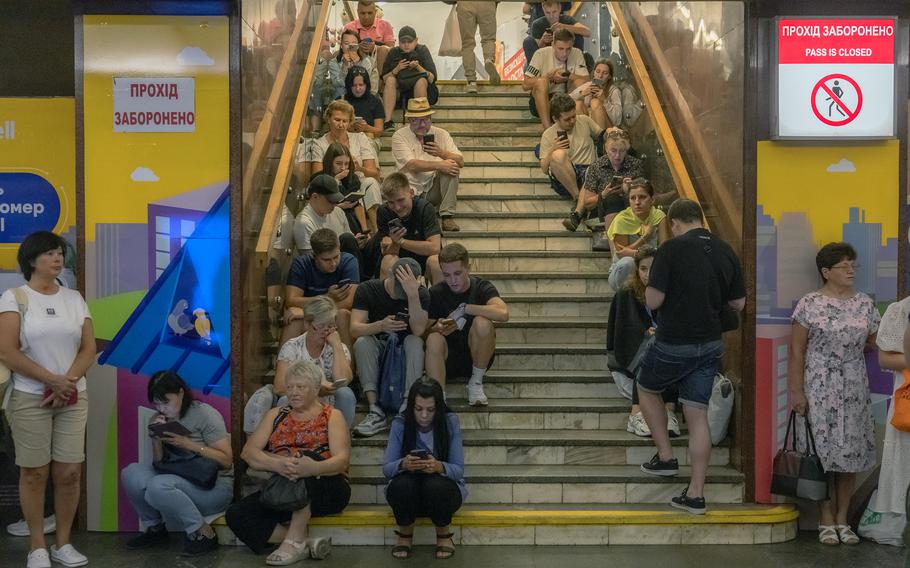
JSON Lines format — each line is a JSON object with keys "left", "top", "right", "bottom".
{"left": 383, "top": 377, "right": 465, "bottom": 560}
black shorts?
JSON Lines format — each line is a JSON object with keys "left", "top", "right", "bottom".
{"left": 444, "top": 330, "right": 495, "bottom": 380}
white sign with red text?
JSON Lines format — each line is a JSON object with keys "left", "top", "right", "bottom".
{"left": 113, "top": 77, "right": 196, "bottom": 133}
{"left": 776, "top": 18, "right": 895, "bottom": 138}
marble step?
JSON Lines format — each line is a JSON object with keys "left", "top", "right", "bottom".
{"left": 460, "top": 163, "right": 546, "bottom": 179}
{"left": 413, "top": 118, "right": 541, "bottom": 132}
{"left": 470, "top": 250, "right": 611, "bottom": 273}
{"left": 494, "top": 317, "right": 606, "bottom": 345}
{"left": 457, "top": 194, "right": 571, "bottom": 214}
{"left": 442, "top": 94, "right": 530, "bottom": 106}
{"left": 439, "top": 82, "right": 526, "bottom": 94}
{"left": 445, "top": 231, "right": 591, "bottom": 252}
{"left": 500, "top": 293, "right": 612, "bottom": 317}
{"left": 379, "top": 146, "right": 538, "bottom": 164}
{"left": 381, "top": 130, "right": 541, "bottom": 146}
{"left": 350, "top": 430, "right": 730, "bottom": 468}
{"left": 472, "top": 271, "right": 611, "bottom": 295}
{"left": 491, "top": 343, "right": 607, "bottom": 371}
{"left": 293, "top": 504, "right": 798, "bottom": 546}
{"left": 458, "top": 179, "right": 556, "bottom": 197}
{"left": 447, "top": 370, "right": 619, "bottom": 399}
{"left": 346, "top": 464, "right": 745, "bottom": 505}
{"left": 454, "top": 212, "right": 570, "bottom": 232}
{"left": 413, "top": 106, "right": 531, "bottom": 120}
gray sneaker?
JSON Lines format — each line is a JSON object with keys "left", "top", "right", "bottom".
{"left": 353, "top": 411, "right": 388, "bottom": 437}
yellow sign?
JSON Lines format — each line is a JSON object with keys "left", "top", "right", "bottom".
{"left": 0, "top": 98, "right": 76, "bottom": 269}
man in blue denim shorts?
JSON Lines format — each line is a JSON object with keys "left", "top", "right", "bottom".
{"left": 536, "top": 93, "right": 600, "bottom": 200}
{"left": 636, "top": 199, "right": 745, "bottom": 515}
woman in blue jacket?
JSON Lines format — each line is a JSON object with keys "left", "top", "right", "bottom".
{"left": 382, "top": 377, "right": 465, "bottom": 560}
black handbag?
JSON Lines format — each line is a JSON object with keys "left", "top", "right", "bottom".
{"left": 770, "top": 411, "right": 829, "bottom": 501}
{"left": 260, "top": 408, "right": 325, "bottom": 511}
{"left": 153, "top": 449, "right": 220, "bottom": 489}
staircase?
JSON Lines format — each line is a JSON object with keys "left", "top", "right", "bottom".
{"left": 261, "top": 82, "right": 794, "bottom": 546}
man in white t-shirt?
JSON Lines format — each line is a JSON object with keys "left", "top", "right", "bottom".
{"left": 523, "top": 28, "right": 588, "bottom": 128}
{"left": 538, "top": 93, "right": 602, "bottom": 200}
{"left": 391, "top": 97, "right": 463, "bottom": 233}
{"left": 293, "top": 174, "right": 354, "bottom": 255}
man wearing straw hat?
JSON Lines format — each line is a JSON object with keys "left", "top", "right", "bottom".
{"left": 391, "top": 97, "right": 463, "bottom": 233}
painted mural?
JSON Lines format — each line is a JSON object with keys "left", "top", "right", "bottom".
{"left": 82, "top": 15, "right": 229, "bottom": 531}
{"left": 754, "top": 140, "right": 899, "bottom": 502}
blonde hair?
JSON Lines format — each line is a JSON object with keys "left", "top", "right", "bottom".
{"left": 380, "top": 172, "right": 412, "bottom": 200}
{"left": 324, "top": 99, "right": 354, "bottom": 122}
{"left": 285, "top": 360, "right": 324, "bottom": 390}
{"left": 304, "top": 296, "right": 337, "bottom": 326}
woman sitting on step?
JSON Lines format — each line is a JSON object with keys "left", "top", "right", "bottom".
{"left": 383, "top": 377, "right": 465, "bottom": 560}
{"left": 605, "top": 246, "right": 680, "bottom": 438}
{"left": 226, "top": 360, "right": 351, "bottom": 565}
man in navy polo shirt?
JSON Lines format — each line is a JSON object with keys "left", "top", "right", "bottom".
{"left": 283, "top": 228, "right": 360, "bottom": 347}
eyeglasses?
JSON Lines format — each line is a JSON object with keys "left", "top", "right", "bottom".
{"left": 605, "top": 128, "right": 630, "bottom": 140}
{"left": 828, "top": 262, "right": 859, "bottom": 271}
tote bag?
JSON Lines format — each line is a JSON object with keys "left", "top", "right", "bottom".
{"left": 770, "top": 411, "right": 828, "bottom": 501}
{"left": 438, "top": 5, "right": 462, "bottom": 57}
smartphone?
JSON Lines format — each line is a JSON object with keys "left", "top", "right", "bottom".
{"left": 556, "top": 130, "right": 568, "bottom": 142}
{"left": 591, "top": 78, "right": 604, "bottom": 87}
{"left": 440, "top": 318, "right": 456, "bottom": 327}
{"left": 362, "top": 37, "right": 374, "bottom": 44}
{"left": 409, "top": 449, "right": 430, "bottom": 459}
{"left": 395, "top": 311, "right": 410, "bottom": 322}
{"left": 610, "top": 175, "right": 624, "bottom": 187}
{"left": 422, "top": 133, "right": 435, "bottom": 145}
{"left": 354, "top": 116, "right": 366, "bottom": 123}
{"left": 342, "top": 190, "right": 366, "bottom": 203}
{"left": 337, "top": 278, "right": 354, "bottom": 289}
{"left": 346, "top": 44, "right": 359, "bottom": 52}
{"left": 545, "top": 27, "right": 553, "bottom": 35}
{"left": 148, "top": 421, "right": 193, "bottom": 438}
{"left": 332, "top": 378, "right": 349, "bottom": 389}
{"left": 561, "top": 70, "right": 571, "bottom": 78}
{"left": 388, "top": 218, "right": 405, "bottom": 231}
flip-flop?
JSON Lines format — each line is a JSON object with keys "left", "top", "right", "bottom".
{"left": 435, "top": 532, "right": 455, "bottom": 560}
{"left": 818, "top": 525, "right": 839, "bottom": 546}
{"left": 266, "top": 539, "right": 308, "bottom": 566}
{"left": 836, "top": 524, "right": 860, "bottom": 545}
{"left": 391, "top": 530, "right": 413, "bottom": 560}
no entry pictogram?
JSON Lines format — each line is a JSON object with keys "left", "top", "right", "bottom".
{"left": 810, "top": 74, "right": 862, "bottom": 127}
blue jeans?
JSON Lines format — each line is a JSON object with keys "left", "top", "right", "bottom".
{"left": 637, "top": 339, "right": 723, "bottom": 409}
{"left": 121, "top": 462, "right": 233, "bottom": 534}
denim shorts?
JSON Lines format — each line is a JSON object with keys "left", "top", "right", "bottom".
{"left": 637, "top": 339, "right": 723, "bottom": 409}
{"left": 548, "top": 164, "right": 589, "bottom": 197}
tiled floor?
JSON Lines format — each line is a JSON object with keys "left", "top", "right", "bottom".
{"left": 1, "top": 532, "right": 906, "bottom": 567}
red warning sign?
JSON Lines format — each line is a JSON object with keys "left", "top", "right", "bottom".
{"left": 810, "top": 74, "right": 862, "bottom": 126}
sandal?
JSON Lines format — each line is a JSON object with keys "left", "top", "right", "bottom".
{"left": 836, "top": 524, "right": 860, "bottom": 545}
{"left": 391, "top": 530, "right": 413, "bottom": 560}
{"left": 266, "top": 539, "right": 309, "bottom": 565}
{"left": 817, "top": 525, "right": 839, "bottom": 546}
{"left": 435, "top": 532, "right": 455, "bottom": 560}
{"left": 305, "top": 536, "right": 332, "bottom": 559}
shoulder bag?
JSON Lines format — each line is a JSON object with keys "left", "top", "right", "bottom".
{"left": 260, "top": 407, "right": 324, "bottom": 512}
{"left": 0, "top": 287, "right": 29, "bottom": 410}
{"left": 153, "top": 446, "right": 220, "bottom": 489}
{"left": 770, "top": 411, "right": 828, "bottom": 501}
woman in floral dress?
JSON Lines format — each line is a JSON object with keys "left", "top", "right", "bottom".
{"left": 788, "top": 242, "right": 879, "bottom": 546}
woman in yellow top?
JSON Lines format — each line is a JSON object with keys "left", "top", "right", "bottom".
{"left": 605, "top": 178, "right": 671, "bottom": 291}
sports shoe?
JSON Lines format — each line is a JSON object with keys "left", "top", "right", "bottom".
{"left": 50, "top": 544, "right": 88, "bottom": 568}
{"left": 441, "top": 217, "right": 461, "bottom": 232}
{"left": 640, "top": 453, "right": 679, "bottom": 477}
{"left": 354, "top": 410, "right": 388, "bottom": 437}
{"left": 383, "top": 120, "right": 395, "bottom": 131}
{"left": 467, "top": 382, "right": 488, "bottom": 406}
{"left": 667, "top": 411, "right": 681, "bottom": 438}
{"left": 562, "top": 211, "right": 581, "bottom": 232}
{"left": 27, "top": 548, "right": 51, "bottom": 568}
{"left": 181, "top": 530, "right": 219, "bottom": 557}
{"left": 126, "top": 523, "right": 169, "bottom": 549}
{"left": 465, "top": 81, "right": 478, "bottom": 93}
{"left": 626, "top": 412, "right": 651, "bottom": 437}
{"left": 7, "top": 515, "right": 56, "bottom": 537}
{"left": 485, "top": 60, "right": 501, "bottom": 85}
{"left": 670, "top": 488, "right": 706, "bottom": 515}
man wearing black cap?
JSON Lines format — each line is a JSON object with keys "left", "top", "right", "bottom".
{"left": 293, "top": 174, "right": 351, "bottom": 253}
{"left": 350, "top": 257, "right": 430, "bottom": 437}
{"left": 380, "top": 25, "right": 439, "bottom": 130}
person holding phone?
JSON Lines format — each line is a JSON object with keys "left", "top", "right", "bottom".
{"left": 524, "top": 0, "right": 589, "bottom": 64}
{"left": 351, "top": 257, "right": 430, "bottom": 438}
{"left": 523, "top": 28, "right": 589, "bottom": 128}
{"left": 380, "top": 26, "right": 439, "bottom": 130}
{"left": 300, "top": 99, "right": 381, "bottom": 188}
{"left": 570, "top": 58, "right": 622, "bottom": 129}
{"left": 391, "top": 97, "right": 463, "bottom": 233}
{"left": 328, "top": 29, "right": 378, "bottom": 100}
{"left": 344, "top": 66, "right": 386, "bottom": 153}
{"left": 120, "top": 371, "right": 233, "bottom": 557}
{"left": 322, "top": 141, "right": 381, "bottom": 235}
{"left": 274, "top": 296, "right": 356, "bottom": 428}
{"left": 426, "top": 244, "right": 509, "bottom": 406}
{"left": 562, "top": 127, "right": 644, "bottom": 234}
{"left": 0, "top": 231, "right": 95, "bottom": 568}
{"left": 538, "top": 93, "right": 601, "bottom": 201}
{"left": 383, "top": 378, "right": 465, "bottom": 559}
{"left": 292, "top": 174, "right": 357, "bottom": 259}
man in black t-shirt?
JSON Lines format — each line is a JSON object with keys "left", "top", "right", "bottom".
{"left": 350, "top": 257, "right": 430, "bottom": 437}
{"left": 636, "top": 199, "right": 745, "bottom": 515}
{"left": 374, "top": 172, "right": 442, "bottom": 283}
{"left": 426, "top": 244, "right": 509, "bottom": 406}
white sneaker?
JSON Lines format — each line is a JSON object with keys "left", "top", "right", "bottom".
{"left": 626, "top": 412, "right": 651, "bottom": 437}
{"left": 667, "top": 410, "right": 681, "bottom": 438}
{"left": 465, "top": 81, "right": 478, "bottom": 94}
{"left": 467, "top": 382, "right": 488, "bottom": 406}
{"left": 353, "top": 410, "right": 388, "bottom": 437}
{"left": 7, "top": 515, "right": 56, "bottom": 537}
{"left": 26, "top": 548, "right": 51, "bottom": 568}
{"left": 50, "top": 544, "right": 88, "bottom": 568}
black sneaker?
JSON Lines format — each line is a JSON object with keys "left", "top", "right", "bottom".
{"left": 562, "top": 211, "right": 581, "bottom": 232}
{"left": 640, "top": 453, "right": 679, "bottom": 476}
{"left": 126, "top": 523, "right": 169, "bottom": 549}
{"left": 383, "top": 120, "right": 395, "bottom": 131}
{"left": 670, "top": 489, "right": 706, "bottom": 515}
{"left": 181, "top": 530, "right": 219, "bottom": 557}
